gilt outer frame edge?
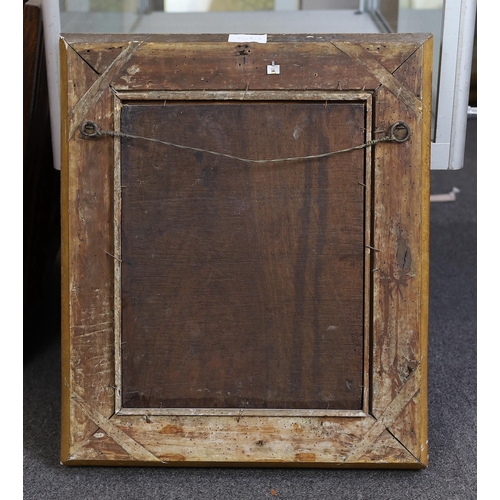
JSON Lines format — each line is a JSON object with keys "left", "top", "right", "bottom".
{"left": 60, "top": 33, "right": 432, "bottom": 468}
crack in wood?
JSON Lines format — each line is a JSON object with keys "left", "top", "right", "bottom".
{"left": 386, "top": 428, "right": 425, "bottom": 467}
{"left": 67, "top": 42, "right": 100, "bottom": 76}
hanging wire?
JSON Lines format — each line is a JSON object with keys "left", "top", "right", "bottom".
{"left": 79, "top": 120, "right": 411, "bottom": 164}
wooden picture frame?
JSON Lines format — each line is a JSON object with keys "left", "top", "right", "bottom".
{"left": 60, "top": 33, "right": 432, "bottom": 467}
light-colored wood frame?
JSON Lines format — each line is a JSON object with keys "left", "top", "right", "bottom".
{"left": 61, "top": 33, "right": 432, "bottom": 467}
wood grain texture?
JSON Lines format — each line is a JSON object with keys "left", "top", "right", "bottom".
{"left": 61, "top": 38, "right": 116, "bottom": 459}
{"left": 370, "top": 37, "right": 432, "bottom": 466}
{"left": 68, "top": 33, "right": 426, "bottom": 79}
{"left": 64, "top": 34, "right": 428, "bottom": 94}
{"left": 119, "top": 101, "right": 366, "bottom": 411}
{"left": 67, "top": 404, "right": 419, "bottom": 467}
{"left": 60, "top": 33, "right": 432, "bottom": 467}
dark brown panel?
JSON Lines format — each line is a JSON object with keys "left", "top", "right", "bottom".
{"left": 24, "top": 2, "right": 60, "bottom": 360}
{"left": 120, "top": 101, "right": 367, "bottom": 410}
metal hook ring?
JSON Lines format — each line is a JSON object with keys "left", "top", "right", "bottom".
{"left": 80, "top": 120, "right": 101, "bottom": 138}
{"left": 390, "top": 121, "right": 411, "bottom": 143}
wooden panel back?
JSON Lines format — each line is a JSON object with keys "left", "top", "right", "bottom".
{"left": 120, "top": 101, "right": 366, "bottom": 410}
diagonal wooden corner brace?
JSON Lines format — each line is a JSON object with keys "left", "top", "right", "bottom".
{"left": 331, "top": 41, "right": 423, "bottom": 114}
{"left": 71, "top": 392, "right": 164, "bottom": 463}
{"left": 67, "top": 41, "right": 142, "bottom": 139}
{"left": 344, "top": 364, "right": 423, "bottom": 464}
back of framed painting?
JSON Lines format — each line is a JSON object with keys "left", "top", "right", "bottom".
{"left": 61, "top": 33, "right": 431, "bottom": 467}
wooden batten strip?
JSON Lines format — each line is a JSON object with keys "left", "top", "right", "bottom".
{"left": 332, "top": 41, "right": 423, "bottom": 114}
{"left": 71, "top": 392, "right": 163, "bottom": 463}
{"left": 344, "top": 364, "right": 422, "bottom": 464}
{"left": 68, "top": 41, "right": 141, "bottom": 139}
{"left": 113, "top": 95, "right": 123, "bottom": 414}
{"left": 114, "top": 90, "right": 373, "bottom": 101}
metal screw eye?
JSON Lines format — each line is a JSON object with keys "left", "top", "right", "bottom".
{"left": 80, "top": 120, "right": 101, "bottom": 138}
{"left": 390, "top": 121, "right": 411, "bottom": 143}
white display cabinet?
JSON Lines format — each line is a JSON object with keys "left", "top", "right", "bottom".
{"left": 41, "top": 0, "right": 476, "bottom": 170}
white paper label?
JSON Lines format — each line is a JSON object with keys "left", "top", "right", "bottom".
{"left": 267, "top": 64, "right": 280, "bottom": 75}
{"left": 228, "top": 34, "right": 268, "bottom": 44}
